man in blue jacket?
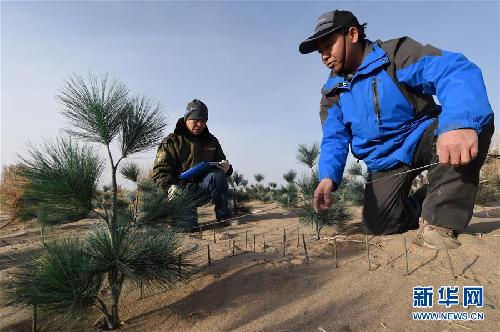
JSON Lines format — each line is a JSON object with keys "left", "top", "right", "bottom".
{"left": 299, "top": 10, "right": 494, "bottom": 248}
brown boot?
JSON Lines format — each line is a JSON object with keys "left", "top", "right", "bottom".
{"left": 415, "top": 218, "right": 461, "bottom": 249}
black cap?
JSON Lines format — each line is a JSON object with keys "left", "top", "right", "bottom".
{"left": 299, "top": 10, "right": 361, "bottom": 54}
{"left": 184, "top": 99, "right": 208, "bottom": 121}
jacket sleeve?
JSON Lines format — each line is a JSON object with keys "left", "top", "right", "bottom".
{"left": 213, "top": 139, "right": 233, "bottom": 177}
{"left": 393, "top": 37, "right": 493, "bottom": 135}
{"left": 318, "top": 100, "right": 350, "bottom": 187}
{"left": 152, "top": 136, "right": 180, "bottom": 191}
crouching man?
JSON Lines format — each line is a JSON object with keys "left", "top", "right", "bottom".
{"left": 300, "top": 10, "right": 494, "bottom": 249}
{"left": 152, "top": 99, "right": 233, "bottom": 228}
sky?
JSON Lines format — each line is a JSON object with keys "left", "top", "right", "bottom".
{"left": 1, "top": 0, "right": 499, "bottom": 188}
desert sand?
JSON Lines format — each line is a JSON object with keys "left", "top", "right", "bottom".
{"left": 0, "top": 202, "right": 498, "bottom": 332}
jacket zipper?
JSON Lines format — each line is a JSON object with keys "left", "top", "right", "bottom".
{"left": 372, "top": 78, "right": 381, "bottom": 124}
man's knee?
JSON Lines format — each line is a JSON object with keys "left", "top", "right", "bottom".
{"left": 201, "top": 169, "right": 228, "bottom": 190}
{"left": 207, "top": 169, "right": 226, "bottom": 182}
{"left": 363, "top": 210, "right": 402, "bottom": 235}
{"left": 363, "top": 197, "right": 420, "bottom": 235}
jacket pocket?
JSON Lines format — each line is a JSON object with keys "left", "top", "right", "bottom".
{"left": 371, "top": 78, "right": 381, "bottom": 124}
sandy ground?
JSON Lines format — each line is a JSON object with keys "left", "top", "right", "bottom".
{"left": 0, "top": 202, "right": 498, "bottom": 332}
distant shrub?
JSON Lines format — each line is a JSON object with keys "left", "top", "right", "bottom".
{"left": 0, "top": 164, "right": 29, "bottom": 220}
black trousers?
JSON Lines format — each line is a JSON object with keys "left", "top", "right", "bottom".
{"left": 362, "top": 119, "right": 494, "bottom": 235}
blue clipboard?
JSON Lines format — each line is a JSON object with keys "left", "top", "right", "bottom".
{"left": 179, "top": 161, "right": 219, "bottom": 180}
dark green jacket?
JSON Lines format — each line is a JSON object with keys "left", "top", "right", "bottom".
{"left": 152, "top": 118, "right": 232, "bottom": 190}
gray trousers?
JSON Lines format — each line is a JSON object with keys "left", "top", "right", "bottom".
{"left": 363, "top": 118, "right": 494, "bottom": 235}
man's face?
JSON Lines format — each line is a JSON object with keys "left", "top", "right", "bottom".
{"left": 185, "top": 119, "right": 207, "bottom": 136}
{"left": 317, "top": 32, "right": 346, "bottom": 74}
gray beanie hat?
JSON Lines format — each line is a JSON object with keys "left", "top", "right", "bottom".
{"left": 184, "top": 99, "right": 208, "bottom": 121}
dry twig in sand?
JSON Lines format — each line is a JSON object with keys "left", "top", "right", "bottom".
{"left": 302, "top": 234, "right": 309, "bottom": 262}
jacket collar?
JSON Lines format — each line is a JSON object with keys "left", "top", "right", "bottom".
{"left": 173, "top": 117, "right": 211, "bottom": 138}
{"left": 321, "top": 40, "right": 388, "bottom": 95}
{"left": 354, "top": 40, "right": 388, "bottom": 76}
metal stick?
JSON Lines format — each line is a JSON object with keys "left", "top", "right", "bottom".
{"left": 333, "top": 238, "right": 338, "bottom": 268}
{"left": 178, "top": 254, "right": 182, "bottom": 276}
{"left": 140, "top": 279, "right": 144, "bottom": 299}
{"left": 366, "top": 235, "right": 370, "bottom": 271}
{"left": 232, "top": 240, "right": 235, "bottom": 256}
{"left": 403, "top": 236, "right": 409, "bottom": 275}
{"left": 245, "top": 227, "right": 248, "bottom": 250}
{"left": 283, "top": 232, "right": 287, "bottom": 257}
{"left": 302, "top": 234, "right": 309, "bottom": 262}
{"left": 253, "top": 234, "right": 256, "bottom": 252}
{"left": 443, "top": 245, "right": 456, "bottom": 279}
{"left": 263, "top": 234, "right": 266, "bottom": 252}
{"left": 32, "top": 304, "right": 37, "bottom": 332}
{"left": 365, "top": 161, "right": 441, "bottom": 185}
{"left": 207, "top": 244, "right": 211, "bottom": 266}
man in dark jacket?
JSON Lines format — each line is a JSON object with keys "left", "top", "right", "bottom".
{"left": 299, "top": 10, "right": 494, "bottom": 248}
{"left": 153, "top": 99, "right": 232, "bottom": 226}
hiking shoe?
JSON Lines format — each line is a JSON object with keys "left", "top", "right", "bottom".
{"left": 415, "top": 218, "right": 460, "bottom": 249}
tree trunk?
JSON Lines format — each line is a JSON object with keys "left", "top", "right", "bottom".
{"left": 107, "top": 269, "right": 123, "bottom": 330}
{"left": 233, "top": 187, "right": 237, "bottom": 211}
{"left": 106, "top": 146, "right": 118, "bottom": 235}
{"left": 111, "top": 167, "right": 118, "bottom": 234}
{"left": 106, "top": 146, "right": 122, "bottom": 330}
{"left": 133, "top": 191, "right": 139, "bottom": 223}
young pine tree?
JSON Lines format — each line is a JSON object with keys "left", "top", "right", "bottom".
{"left": 295, "top": 142, "right": 351, "bottom": 238}
{"left": 3, "top": 73, "right": 194, "bottom": 330}
{"left": 228, "top": 171, "right": 250, "bottom": 213}
{"left": 277, "top": 170, "right": 298, "bottom": 208}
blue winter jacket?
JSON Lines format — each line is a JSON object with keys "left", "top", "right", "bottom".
{"left": 318, "top": 37, "right": 494, "bottom": 186}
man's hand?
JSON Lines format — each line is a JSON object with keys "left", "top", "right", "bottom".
{"left": 437, "top": 129, "right": 478, "bottom": 166}
{"left": 216, "top": 160, "right": 230, "bottom": 173}
{"left": 313, "top": 178, "right": 335, "bottom": 212}
{"left": 167, "top": 185, "right": 180, "bottom": 200}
